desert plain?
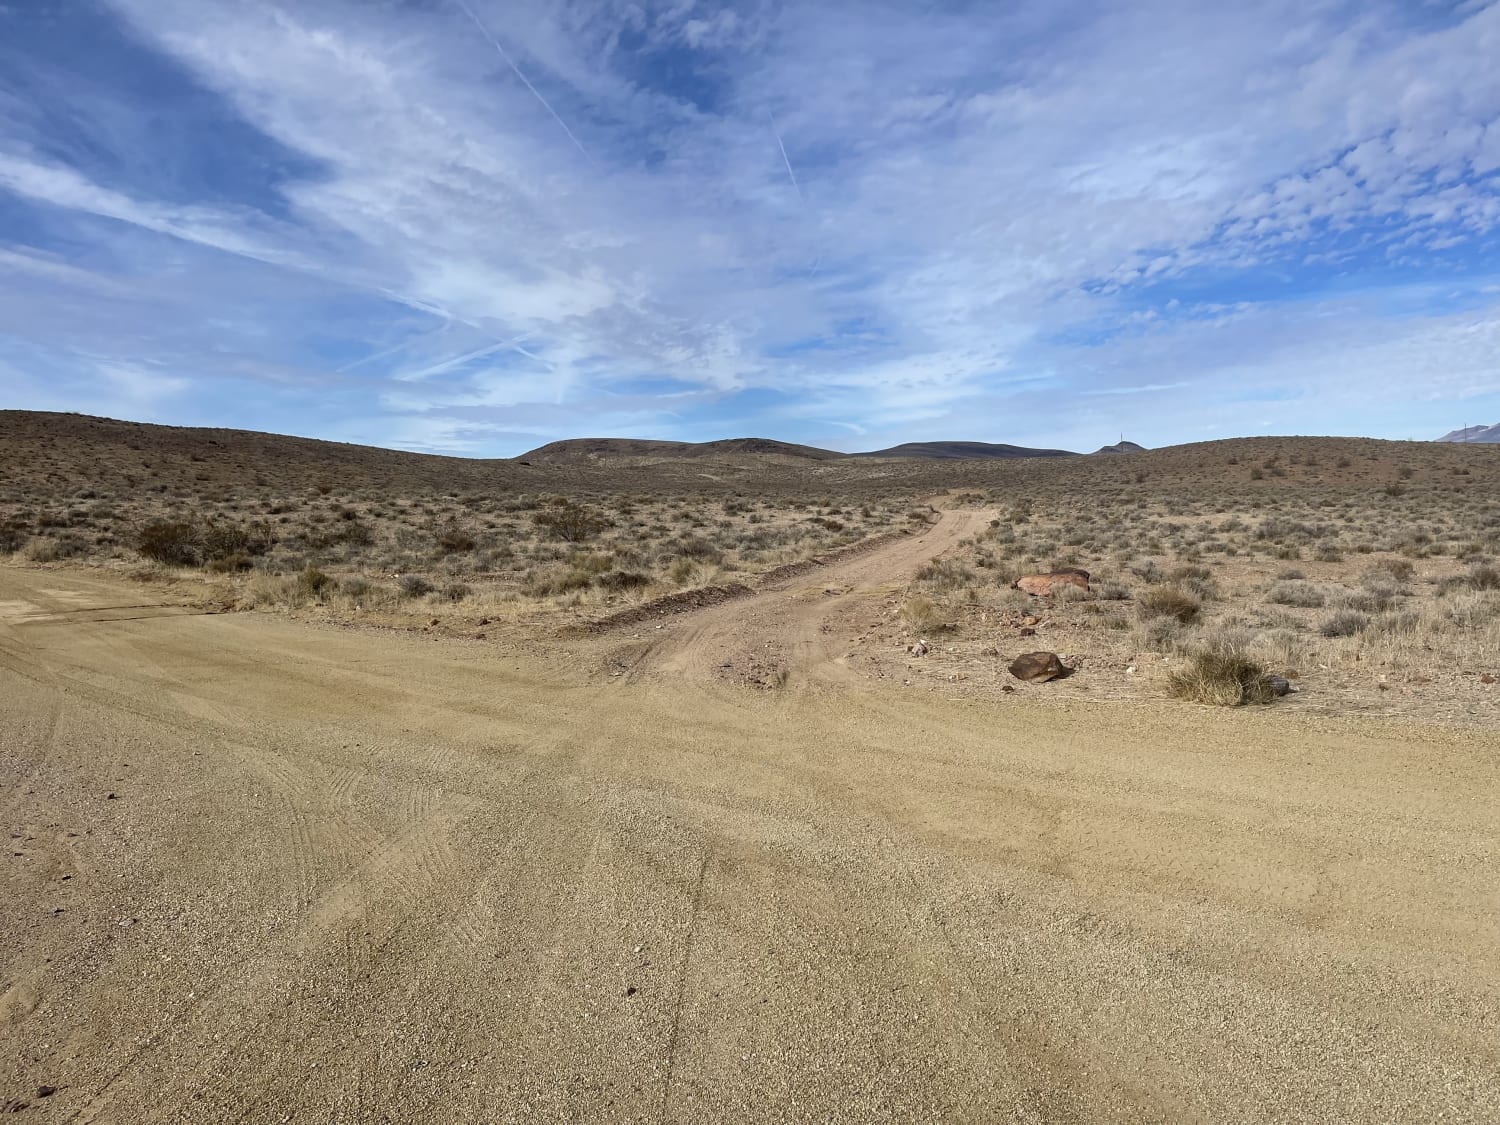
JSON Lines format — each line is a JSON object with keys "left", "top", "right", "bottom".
{"left": 1, "top": 411, "right": 1497, "bottom": 1122}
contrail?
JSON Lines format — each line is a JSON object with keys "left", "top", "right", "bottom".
{"left": 394, "top": 331, "right": 537, "bottom": 382}
{"left": 450, "top": 0, "right": 594, "bottom": 164}
{"left": 337, "top": 320, "right": 452, "bottom": 373}
{"left": 768, "top": 110, "right": 803, "bottom": 200}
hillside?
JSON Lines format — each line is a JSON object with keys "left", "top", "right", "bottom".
{"left": 851, "top": 440, "right": 1077, "bottom": 460}
{"left": 520, "top": 436, "right": 845, "bottom": 461}
{"left": 1437, "top": 423, "right": 1500, "bottom": 443}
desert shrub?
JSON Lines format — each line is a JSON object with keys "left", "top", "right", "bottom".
{"left": 1320, "top": 610, "right": 1369, "bottom": 638}
{"left": 1339, "top": 590, "right": 1392, "bottom": 613}
{"left": 900, "top": 594, "right": 943, "bottom": 634}
{"left": 206, "top": 553, "right": 255, "bottom": 573}
{"left": 20, "top": 537, "right": 62, "bottom": 563}
{"left": 336, "top": 520, "right": 374, "bottom": 547}
{"left": 0, "top": 519, "right": 29, "bottom": 554}
{"left": 1265, "top": 582, "right": 1325, "bottom": 608}
{"left": 434, "top": 524, "right": 476, "bottom": 554}
{"left": 297, "top": 566, "right": 335, "bottom": 598}
{"left": 521, "top": 567, "right": 594, "bottom": 598}
{"left": 533, "top": 500, "right": 609, "bottom": 543}
{"left": 136, "top": 519, "right": 199, "bottom": 566}
{"left": 914, "top": 559, "right": 975, "bottom": 592}
{"left": 200, "top": 520, "right": 274, "bottom": 562}
{"left": 1136, "top": 584, "right": 1202, "bottom": 624}
{"left": 1096, "top": 581, "right": 1130, "bottom": 600}
{"left": 1367, "top": 558, "right": 1415, "bottom": 582}
{"left": 599, "top": 569, "right": 651, "bottom": 591}
{"left": 1465, "top": 565, "right": 1500, "bottom": 591}
{"left": 671, "top": 536, "right": 722, "bottom": 563}
{"left": 1168, "top": 564, "right": 1212, "bottom": 582}
{"left": 341, "top": 577, "right": 373, "bottom": 598}
{"left": 399, "top": 574, "right": 435, "bottom": 598}
{"left": 1166, "top": 650, "right": 1278, "bottom": 706}
{"left": 440, "top": 582, "right": 472, "bottom": 603}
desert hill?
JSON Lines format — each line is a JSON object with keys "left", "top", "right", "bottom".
{"left": 1437, "top": 423, "right": 1500, "bottom": 443}
{"left": 5, "top": 413, "right": 1498, "bottom": 510}
{"left": 1093, "top": 440, "right": 1147, "bottom": 455}
{"left": 850, "top": 440, "right": 1077, "bottom": 460}
{"left": 520, "top": 437, "right": 844, "bottom": 461}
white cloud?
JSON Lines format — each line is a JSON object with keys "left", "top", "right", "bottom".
{"left": 2, "top": 0, "right": 1499, "bottom": 451}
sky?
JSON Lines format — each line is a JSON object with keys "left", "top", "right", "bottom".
{"left": 2, "top": 0, "right": 1500, "bottom": 456}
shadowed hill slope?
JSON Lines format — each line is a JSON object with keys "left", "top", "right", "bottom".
{"left": 851, "top": 440, "right": 1077, "bottom": 459}
{"left": 520, "top": 436, "right": 845, "bottom": 461}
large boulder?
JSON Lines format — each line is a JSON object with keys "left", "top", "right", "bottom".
{"left": 1013, "top": 567, "right": 1090, "bottom": 597}
{"left": 1008, "top": 651, "right": 1067, "bottom": 683}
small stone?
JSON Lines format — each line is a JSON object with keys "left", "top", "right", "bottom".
{"left": 106, "top": 792, "right": 118, "bottom": 800}
{"left": 36, "top": 1086, "right": 56, "bottom": 1098}
{"left": 1482, "top": 673, "right": 1496, "bottom": 684}
{"left": 1019, "top": 627, "right": 1036, "bottom": 637}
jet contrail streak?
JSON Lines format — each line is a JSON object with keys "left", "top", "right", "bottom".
{"left": 768, "top": 112, "right": 803, "bottom": 200}
{"left": 450, "top": 0, "right": 594, "bottom": 164}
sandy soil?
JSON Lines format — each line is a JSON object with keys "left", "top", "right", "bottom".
{"left": 2, "top": 518, "right": 1498, "bottom": 1123}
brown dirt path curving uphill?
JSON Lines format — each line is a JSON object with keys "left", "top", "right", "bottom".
{"left": 1, "top": 550, "right": 1498, "bottom": 1123}
{"left": 630, "top": 505, "right": 992, "bottom": 686}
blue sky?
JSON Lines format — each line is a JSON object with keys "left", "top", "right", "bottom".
{"left": 2, "top": 0, "right": 1500, "bottom": 455}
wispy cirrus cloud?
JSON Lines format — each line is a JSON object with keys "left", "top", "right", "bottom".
{"left": 1, "top": 0, "right": 1499, "bottom": 453}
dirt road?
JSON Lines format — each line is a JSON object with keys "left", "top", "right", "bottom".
{"left": 634, "top": 506, "right": 990, "bottom": 685}
{"left": 2, "top": 533, "right": 1498, "bottom": 1123}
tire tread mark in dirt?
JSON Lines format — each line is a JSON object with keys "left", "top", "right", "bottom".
{"left": 658, "top": 847, "right": 712, "bottom": 1125}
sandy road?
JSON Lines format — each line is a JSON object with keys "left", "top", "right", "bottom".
{"left": 1, "top": 543, "right": 1498, "bottom": 1123}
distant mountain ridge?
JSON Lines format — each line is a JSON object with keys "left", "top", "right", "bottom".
{"left": 521, "top": 437, "right": 844, "bottom": 461}
{"left": 521, "top": 437, "right": 1129, "bottom": 461}
{"left": 1436, "top": 423, "right": 1500, "bottom": 443}
{"left": 849, "top": 440, "right": 1076, "bottom": 460}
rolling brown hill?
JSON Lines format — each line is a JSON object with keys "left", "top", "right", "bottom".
{"left": 5, "top": 412, "right": 1498, "bottom": 509}
{"left": 520, "top": 436, "right": 845, "bottom": 461}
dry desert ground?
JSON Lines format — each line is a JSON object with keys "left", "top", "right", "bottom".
{"left": 2, "top": 411, "right": 1498, "bottom": 1122}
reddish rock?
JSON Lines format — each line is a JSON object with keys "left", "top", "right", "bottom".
{"left": 1008, "top": 651, "right": 1067, "bottom": 683}
{"left": 1013, "top": 568, "right": 1090, "bottom": 597}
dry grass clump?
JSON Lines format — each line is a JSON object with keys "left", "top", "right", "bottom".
{"left": 1136, "top": 584, "right": 1203, "bottom": 624}
{"left": 1166, "top": 648, "right": 1278, "bottom": 706}
{"left": 900, "top": 594, "right": 943, "bottom": 634}
{"left": 1265, "top": 581, "right": 1326, "bottom": 608}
